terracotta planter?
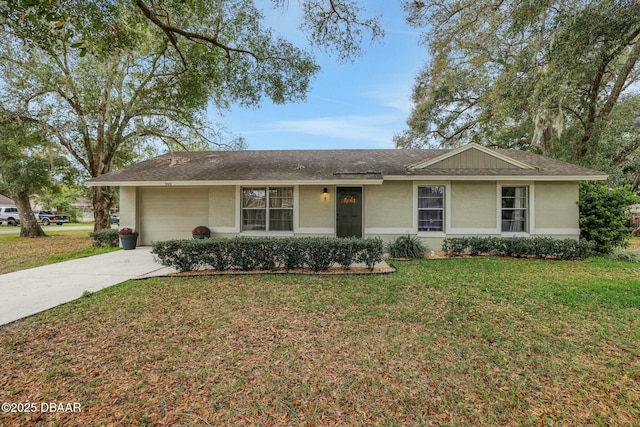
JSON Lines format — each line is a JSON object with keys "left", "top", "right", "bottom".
{"left": 119, "top": 233, "right": 139, "bottom": 250}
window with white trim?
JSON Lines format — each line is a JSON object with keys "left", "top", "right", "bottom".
{"left": 418, "top": 185, "right": 445, "bottom": 232}
{"left": 242, "top": 187, "right": 293, "bottom": 232}
{"left": 501, "top": 186, "right": 528, "bottom": 232}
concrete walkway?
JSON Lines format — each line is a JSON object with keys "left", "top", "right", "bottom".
{"left": 0, "top": 247, "right": 173, "bottom": 326}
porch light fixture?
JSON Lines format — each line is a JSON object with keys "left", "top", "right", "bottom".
{"left": 323, "top": 187, "right": 329, "bottom": 200}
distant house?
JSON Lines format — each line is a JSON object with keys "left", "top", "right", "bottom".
{"left": 87, "top": 143, "right": 607, "bottom": 246}
{"left": 0, "top": 195, "right": 15, "bottom": 207}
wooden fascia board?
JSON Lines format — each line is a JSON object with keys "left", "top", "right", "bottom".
{"left": 85, "top": 179, "right": 385, "bottom": 187}
{"left": 383, "top": 174, "right": 608, "bottom": 181}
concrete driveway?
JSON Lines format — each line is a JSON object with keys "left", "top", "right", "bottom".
{"left": 0, "top": 247, "right": 174, "bottom": 326}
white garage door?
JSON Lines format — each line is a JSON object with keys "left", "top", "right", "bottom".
{"left": 139, "top": 187, "right": 209, "bottom": 245}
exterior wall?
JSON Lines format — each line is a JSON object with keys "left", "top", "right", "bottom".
{"left": 364, "top": 181, "right": 413, "bottom": 234}
{"left": 119, "top": 187, "right": 138, "bottom": 230}
{"left": 126, "top": 179, "right": 582, "bottom": 246}
{"left": 534, "top": 182, "right": 579, "bottom": 236}
{"left": 449, "top": 181, "right": 496, "bottom": 231}
{"left": 208, "top": 186, "right": 236, "bottom": 233}
{"left": 298, "top": 185, "right": 334, "bottom": 234}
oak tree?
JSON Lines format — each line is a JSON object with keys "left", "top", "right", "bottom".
{"left": 0, "top": 123, "right": 52, "bottom": 237}
{"left": 0, "top": 1, "right": 381, "bottom": 229}
{"left": 396, "top": 0, "right": 640, "bottom": 174}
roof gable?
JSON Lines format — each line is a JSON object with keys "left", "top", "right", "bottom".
{"left": 409, "top": 143, "right": 536, "bottom": 170}
{"left": 0, "top": 194, "right": 15, "bottom": 205}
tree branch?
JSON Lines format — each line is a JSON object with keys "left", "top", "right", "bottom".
{"left": 134, "top": 0, "right": 282, "bottom": 63}
{"left": 611, "top": 137, "right": 640, "bottom": 169}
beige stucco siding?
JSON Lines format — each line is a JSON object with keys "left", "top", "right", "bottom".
{"left": 450, "top": 181, "right": 497, "bottom": 229}
{"left": 298, "top": 185, "right": 334, "bottom": 230}
{"left": 124, "top": 179, "right": 582, "bottom": 245}
{"left": 208, "top": 186, "right": 236, "bottom": 229}
{"left": 534, "top": 182, "right": 579, "bottom": 230}
{"left": 119, "top": 187, "right": 138, "bottom": 230}
{"left": 139, "top": 187, "right": 209, "bottom": 245}
{"left": 364, "top": 182, "right": 413, "bottom": 229}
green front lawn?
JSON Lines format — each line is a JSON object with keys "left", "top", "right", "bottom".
{"left": 1, "top": 258, "right": 638, "bottom": 426}
{"left": 0, "top": 230, "right": 117, "bottom": 274}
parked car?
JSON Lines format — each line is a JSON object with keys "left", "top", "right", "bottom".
{"left": 34, "top": 210, "right": 70, "bottom": 225}
{"left": 0, "top": 206, "right": 20, "bottom": 226}
{"left": 110, "top": 213, "right": 120, "bottom": 225}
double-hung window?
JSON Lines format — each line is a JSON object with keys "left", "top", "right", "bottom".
{"left": 242, "top": 187, "right": 293, "bottom": 232}
{"left": 418, "top": 185, "right": 445, "bottom": 232}
{"left": 501, "top": 186, "right": 528, "bottom": 232}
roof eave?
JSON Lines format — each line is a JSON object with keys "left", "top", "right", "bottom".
{"left": 384, "top": 174, "right": 609, "bottom": 181}
{"left": 86, "top": 173, "right": 609, "bottom": 187}
{"left": 85, "top": 178, "right": 386, "bottom": 187}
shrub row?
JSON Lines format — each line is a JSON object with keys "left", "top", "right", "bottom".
{"left": 441, "top": 236, "right": 595, "bottom": 260}
{"left": 151, "top": 237, "right": 384, "bottom": 273}
{"left": 89, "top": 229, "right": 119, "bottom": 247}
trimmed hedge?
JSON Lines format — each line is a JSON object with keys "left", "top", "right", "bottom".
{"left": 442, "top": 237, "right": 595, "bottom": 260}
{"left": 89, "top": 229, "right": 119, "bottom": 247}
{"left": 151, "top": 237, "right": 384, "bottom": 273}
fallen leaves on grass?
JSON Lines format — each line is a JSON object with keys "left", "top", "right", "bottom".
{"left": 1, "top": 260, "right": 639, "bottom": 426}
{"left": 0, "top": 232, "right": 115, "bottom": 274}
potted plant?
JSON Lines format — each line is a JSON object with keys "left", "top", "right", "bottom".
{"left": 192, "top": 225, "right": 211, "bottom": 239}
{"left": 118, "top": 227, "right": 139, "bottom": 250}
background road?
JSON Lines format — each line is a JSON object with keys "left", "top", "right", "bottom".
{"left": 0, "top": 225, "right": 107, "bottom": 234}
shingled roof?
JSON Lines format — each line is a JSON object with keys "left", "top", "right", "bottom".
{"left": 87, "top": 147, "right": 607, "bottom": 186}
{"left": 0, "top": 194, "right": 15, "bottom": 205}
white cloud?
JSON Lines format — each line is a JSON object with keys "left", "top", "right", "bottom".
{"left": 362, "top": 80, "right": 414, "bottom": 114}
{"left": 262, "top": 114, "right": 402, "bottom": 148}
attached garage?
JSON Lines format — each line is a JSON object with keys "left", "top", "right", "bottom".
{"left": 138, "top": 187, "right": 209, "bottom": 245}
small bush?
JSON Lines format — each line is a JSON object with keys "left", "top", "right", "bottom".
{"left": 305, "top": 238, "right": 338, "bottom": 272}
{"left": 228, "top": 237, "right": 261, "bottom": 271}
{"left": 281, "top": 238, "right": 307, "bottom": 270}
{"left": 442, "top": 236, "right": 595, "bottom": 260}
{"left": 89, "top": 229, "right": 119, "bottom": 247}
{"left": 579, "top": 183, "right": 640, "bottom": 254}
{"left": 152, "top": 239, "right": 204, "bottom": 272}
{"left": 357, "top": 238, "right": 384, "bottom": 270}
{"left": 609, "top": 249, "right": 640, "bottom": 263}
{"left": 201, "top": 239, "right": 233, "bottom": 271}
{"left": 334, "top": 238, "right": 361, "bottom": 269}
{"left": 441, "top": 237, "right": 468, "bottom": 257}
{"left": 386, "top": 235, "right": 427, "bottom": 259}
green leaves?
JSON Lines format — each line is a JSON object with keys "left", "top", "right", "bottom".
{"left": 386, "top": 235, "right": 428, "bottom": 259}
{"left": 151, "top": 237, "right": 384, "bottom": 273}
{"left": 578, "top": 182, "right": 640, "bottom": 254}
{"left": 441, "top": 236, "right": 596, "bottom": 260}
{"left": 397, "top": 0, "right": 640, "bottom": 176}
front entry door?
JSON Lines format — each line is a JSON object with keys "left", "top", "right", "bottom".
{"left": 336, "top": 187, "right": 362, "bottom": 238}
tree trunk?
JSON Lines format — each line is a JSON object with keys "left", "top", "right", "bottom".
{"left": 13, "top": 191, "right": 46, "bottom": 238}
{"left": 93, "top": 186, "right": 112, "bottom": 231}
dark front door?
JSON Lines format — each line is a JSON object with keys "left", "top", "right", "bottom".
{"left": 336, "top": 187, "right": 362, "bottom": 238}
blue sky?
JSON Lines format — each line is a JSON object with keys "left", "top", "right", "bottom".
{"left": 209, "top": 1, "right": 427, "bottom": 150}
